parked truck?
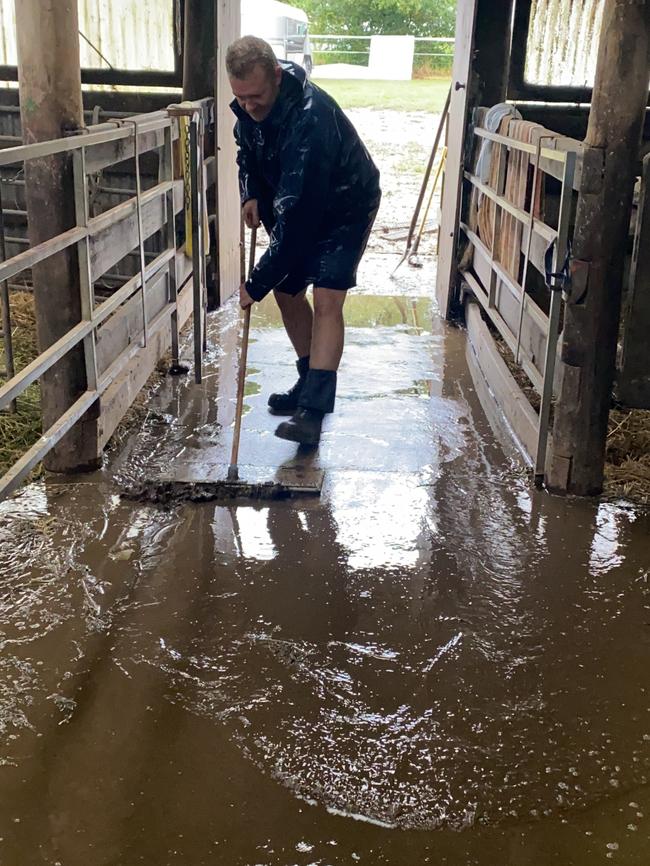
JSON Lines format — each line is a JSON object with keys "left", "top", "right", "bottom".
{"left": 241, "top": 0, "right": 313, "bottom": 74}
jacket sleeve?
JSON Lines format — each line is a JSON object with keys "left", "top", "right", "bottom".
{"left": 246, "top": 113, "right": 335, "bottom": 301}
{"left": 234, "top": 121, "right": 260, "bottom": 205}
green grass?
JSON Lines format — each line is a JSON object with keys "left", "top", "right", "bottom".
{"left": 314, "top": 78, "right": 450, "bottom": 112}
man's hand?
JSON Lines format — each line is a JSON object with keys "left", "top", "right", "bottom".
{"left": 239, "top": 282, "right": 255, "bottom": 309}
{"left": 242, "top": 199, "right": 260, "bottom": 229}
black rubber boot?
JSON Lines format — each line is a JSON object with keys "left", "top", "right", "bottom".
{"left": 274, "top": 407, "right": 324, "bottom": 446}
{"left": 274, "top": 370, "right": 337, "bottom": 445}
{"left": 268, "top": 355, "right": 310, "bottom": 416}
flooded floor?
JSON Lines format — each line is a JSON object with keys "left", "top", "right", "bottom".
{"left": 1, "top": 273, "right": 650, "bottom": 865}
{"left": 1, "top": 107, "right": 650, "bottom": 864}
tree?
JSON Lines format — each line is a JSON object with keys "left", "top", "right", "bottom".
{"left": 300, "top": 0, "right": 456, "bottom": 37}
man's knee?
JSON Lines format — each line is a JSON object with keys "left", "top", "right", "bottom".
{"left": 313, "top": 287, "right": 346, "bottom": 318}
{"left": 274, "top": 289, "right": 307, "bottom": 313}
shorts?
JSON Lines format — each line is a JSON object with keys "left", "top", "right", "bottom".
{"left": 274, "top": 195, "right": 381, "bottom": 297}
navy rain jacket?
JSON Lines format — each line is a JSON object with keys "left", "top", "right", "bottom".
{"left": 231, "top": 61, "right": 381, "bottom": 301}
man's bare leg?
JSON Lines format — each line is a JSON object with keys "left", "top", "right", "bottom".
{"left": 310, "top": 286, "right": 346, "bottom": 370}
{"left": 273, "top": 288, "right": 313, "bottom": 358}
{"left": 274, "top": 287, "right": 346, "bottom": 444}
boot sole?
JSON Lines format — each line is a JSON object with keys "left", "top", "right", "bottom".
{"left": 267, "top": 406, "right": 297, "bottom": 417}
{"left": 274, "top": 425, "right": 320, "bottom": 446}
{"left": 269, "top": 406, "right": 333, "bottom": 417}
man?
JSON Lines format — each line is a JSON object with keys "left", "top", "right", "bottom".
{"left": 227, "top": 36, "right": 381, "bottom": 446}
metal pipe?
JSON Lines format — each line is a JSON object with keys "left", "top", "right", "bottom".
{"left": 535, "top": 151, "right": 577, "bottom": 482}
{"left": 189, "top": 113, "right": 203, "bottom": 383}
{"left": 0, "top": 178, "right": 15, "bottom": 411}
{"left": 72, "top": 146, "right": 99, "bottom": 392}
{"left": 124, "top": 119, "right": 149, "bottom": 348}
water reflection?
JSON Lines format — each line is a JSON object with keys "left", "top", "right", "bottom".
{"left": 212, "top": 506, "right": 278, "bottom": 562}
{"left": 589, "top": 504, "right": 631, "bottom": 576}
{"left": 0, "top": 289, "right": 649, "bottom": 864}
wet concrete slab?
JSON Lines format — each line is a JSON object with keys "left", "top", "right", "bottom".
{"left": 0, "top": 286, "right": 650, "bottom": 866}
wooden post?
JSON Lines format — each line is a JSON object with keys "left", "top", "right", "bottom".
{"left": 546, "top": 0, "right": 650, "bottom": 495}
{"left": 15, "top": 0, "right": 100, "bottom": 472}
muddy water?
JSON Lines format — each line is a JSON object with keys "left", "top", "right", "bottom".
{"left": 0, "top": 283, "right": 649, "bottom": 865}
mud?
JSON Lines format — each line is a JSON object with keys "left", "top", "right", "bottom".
{"left": 125, "top": 471, "right": 323, "bottom": 505}
{"left": 0, "top": 112, "right": 649, "bottom": 866}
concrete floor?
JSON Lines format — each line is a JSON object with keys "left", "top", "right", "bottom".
{"left": 0, "top": 270, "right": 649, "bottom": 865}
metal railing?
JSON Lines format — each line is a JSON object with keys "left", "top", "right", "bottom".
{"left": 459, "top": 122, "right": 580, "bottom": 479}
{"left": 0, "top": 99, "right": 213, "bottom": 501}
{"left": 310, "top": 34, "right": 455, "bottom": 67}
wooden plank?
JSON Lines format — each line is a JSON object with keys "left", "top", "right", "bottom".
{"left": 90, "top": 195, "right": 164, "bottom": 281}
{"left": 95, "top": 269, "right": 169, "bottom": 375}
{"left": 464, "top": 224, "right": 550, "bottom": 385}
{"left": 435, "top": 0, "right": 478, "bottom": 319}
{"left": 215, "top": 0, "right": 242, "bottom": 303}
{"left": 94, "top": 244, "right": 193, "bottom": 377}
{"left": 465, "top": 299, "right": 540, "bottom": 466}
{"left": 89, "top": 180, "right": 183, "bottom": 280}
{"left": 462, "top": 267, "right": 544, "bottom": 394}
{"left": 85, "top": 128, "right": 167, "bottom": 175}
{"left": 97, "top": 279, "right": 194, "bottom": 450}
{"left": 465, "top": 171, "right": 557, "bottom": 247}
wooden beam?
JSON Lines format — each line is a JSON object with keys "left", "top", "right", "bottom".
{"left": 473, "top": 0, "right": 515, "bottom": 106}
{"left": 86, "top": 128, "right": 169, "bottom": 175}
{"left": 89, "top": 180, "right": 183, "bottom": 280}
{"left": 15, "top": 0, "right": 100, "bottom": 472}
{"left": 436, "top": 0, "right": 479, "bottom": 319}
{"left": 547, "top": 0, "right": 650, "bottom": 495}
{"left": 184, "top": 0, "right": 219, "bottom": 308}
{"left": 94, "top": 244, "right": 194, "bottom": 380}
{"left": 215, "top": 0, "right": 242, "bottom": 305}
{"left": 183, "top": 0, "right": 216, "bottom": 101}
{"left": 465, "top": 299, "right": 540, "bottom": 465}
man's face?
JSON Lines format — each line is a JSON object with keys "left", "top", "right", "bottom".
{"left": 230, "top": 64, "right": 282, "bottom": 123}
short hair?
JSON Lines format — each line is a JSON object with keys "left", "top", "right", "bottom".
{"left": 226, "top": 36, "right": 279, "bottom": 80}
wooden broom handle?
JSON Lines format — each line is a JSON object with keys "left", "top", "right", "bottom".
{"left": 229, "top": 226, "right": 257, "bottom": 472}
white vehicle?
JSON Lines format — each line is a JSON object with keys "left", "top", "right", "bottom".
{"left": 241, "top": 0, "right": 313, "bottom": 74}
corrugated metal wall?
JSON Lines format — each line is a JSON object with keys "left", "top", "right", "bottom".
{"left": 0, "top": 0, "right": 174, "bottom": 71}
{"left": 525, "top": 0, "right": 604, "bottom": 87}
{"left": 0, "top": 0, "right": 14, "bottom": 68}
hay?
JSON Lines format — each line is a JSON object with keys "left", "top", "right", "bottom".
{"left": 0, "top": 291, "right": 42, "bottom": 481}
{"left": 1, "top": 289, "right": 172, "bottom": 484}
{"left": 489, "top": 325, "right": 650, "bottom": 503}
{"left": 605, "top": 408, "right": 650, "bottom": 504}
